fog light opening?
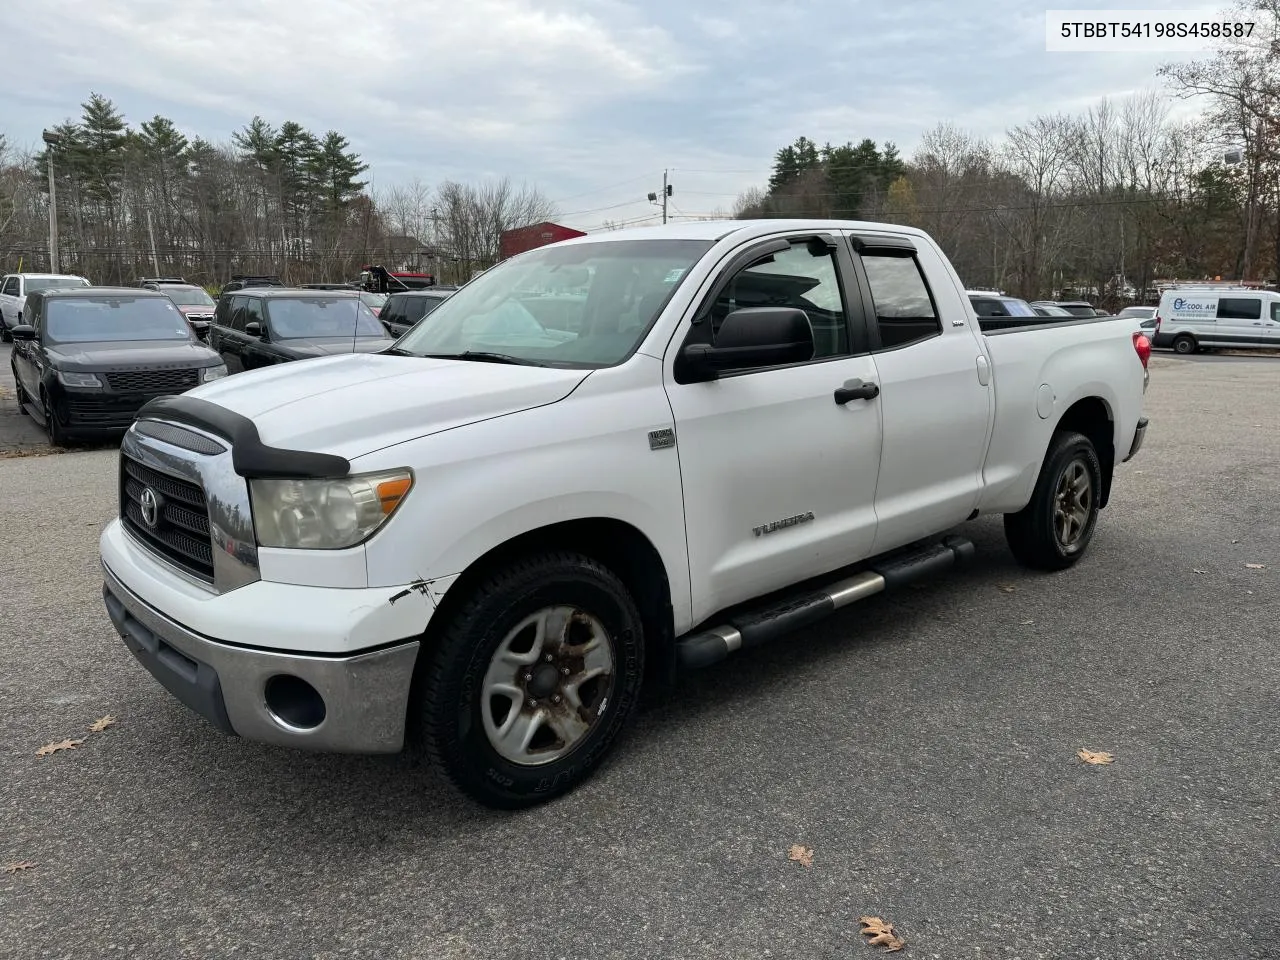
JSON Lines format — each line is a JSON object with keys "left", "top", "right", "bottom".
{"left": 264, "top": 674, "right": 327, "bottom": 731}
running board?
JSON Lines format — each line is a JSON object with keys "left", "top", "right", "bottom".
{"left": 675, "top": 535, "right": 975, "bottom": 670}
{"left": 21, "top": 401, "right": 46, "bottom": 426}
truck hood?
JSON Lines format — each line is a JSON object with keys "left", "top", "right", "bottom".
{"left": 183, "top": 353, "right": 590, "bottom": 460}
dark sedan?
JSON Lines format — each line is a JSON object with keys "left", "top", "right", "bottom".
{"left": 379, "top": 288, "right": 457, "bottom": 337}
{"left": 209, "top": 289, "right": 395, "bottom": 374}
{"left": 9, "top": 287, "right": 226, "bottom": 445}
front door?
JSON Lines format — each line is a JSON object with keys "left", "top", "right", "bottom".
{"left": 665, "top": 234, "right": 884, "bottom": 625}
{"left": 844, "top": 234, "right": 993, "bottom": 555}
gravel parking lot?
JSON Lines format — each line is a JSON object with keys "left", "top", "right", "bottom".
{"left": 1, "top": 349, "right": 1277, "bottom": 959}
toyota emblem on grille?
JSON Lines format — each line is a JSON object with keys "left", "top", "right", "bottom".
{"left": 139, "top": 487, "right": 161, "bottom": 528}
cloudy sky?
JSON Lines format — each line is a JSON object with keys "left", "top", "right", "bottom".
{"left": 4, "top": 0, "right": 1224, "bottom": 231}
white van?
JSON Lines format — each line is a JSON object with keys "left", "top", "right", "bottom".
{"left": 1153, "top": 288, "right": 1280, "bottom": 354}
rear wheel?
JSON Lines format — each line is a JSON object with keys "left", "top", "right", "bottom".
{"left": 1172, "top": 334, "right": 1196, "bottom": 355}
{"left": 13, "top": 376, "right": 28, "bottom": 414}
{"left": 417, "top": 551, "right": 645, "bottom": 809}
{"left": 1004, "top": 431, "right": 1102, "bottom": 571}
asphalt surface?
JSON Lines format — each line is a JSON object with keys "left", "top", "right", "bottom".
{"left": 1, "top": 349, "right": 1277, "bottom": 959}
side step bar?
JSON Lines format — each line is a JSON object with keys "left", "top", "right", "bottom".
{"left": 675, "top": 535, "right": 975, "bottom": 670}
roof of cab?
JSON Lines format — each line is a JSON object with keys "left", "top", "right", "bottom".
{"left": 552, "top": 218, "right": 934, "bottom": 246}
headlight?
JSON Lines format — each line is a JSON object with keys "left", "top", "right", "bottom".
{"left": 201, "top": 363, "right": 228, "bottom": 382}
{"left": 249, "top": 469, "right": 413, "bottom": 549}
{"left": 57, "top": 370, "right": 102, "bottom": 388}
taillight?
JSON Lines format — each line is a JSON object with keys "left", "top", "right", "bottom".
{"left": 1153, "top": 315, "right": 1161, "bottom": 333}
{"left": 1132, "top": 331, "right": 1151, "bottom": 369}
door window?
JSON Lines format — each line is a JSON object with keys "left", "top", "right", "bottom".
{"left": 2, "top": 277, "right": 19, "bottom": 297}
{"left": 860, "top": 255, "right": 942, "bottom": 350}
{"left": 697, "top": 240, "right": 851, "bottom": 361}
{"left": 244, "top": 298, "right": 265, "bottom": 334}
{"left": 229, "top": 296, "right": 249, "bottom": 331}
{"left": 1271, "top": 302, "right": 1280, "bottom": 322}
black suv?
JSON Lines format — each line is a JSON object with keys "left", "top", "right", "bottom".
{"left": 210, "top": 289, "right": 395, "bottom": 373}
{"left": 379, "top": 288, "right": 457, "bottom": 337}
{"left": 8, "top": 287, "right": 225, "bottom": 444}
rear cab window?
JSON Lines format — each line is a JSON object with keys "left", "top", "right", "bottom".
{"left": 858, "top": 253, "right": 942, "bottom": 350}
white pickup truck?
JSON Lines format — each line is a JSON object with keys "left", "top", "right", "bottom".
{"left": 98, "top": 220, "right": 1150, "bottom": 807}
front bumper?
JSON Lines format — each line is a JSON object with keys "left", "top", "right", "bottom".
{"left": 102, "top": 564, "right": 421, "bottom": 752}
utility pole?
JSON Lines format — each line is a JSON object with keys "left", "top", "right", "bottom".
{"left": 647, "top": 170, "right": 673, "bottom": 224}
{"left": 146, "top": 208, "right": 161, "bottom": 277}
{"left": 41, "top": 130, "right": 61, "bottom": 273}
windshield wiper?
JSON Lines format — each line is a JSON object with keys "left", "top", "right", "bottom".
{"left": 382, "top": 346, "right": 415, "bottom": 356}
{"left": 422, "top": 351, "right": 548, "bottom": 367}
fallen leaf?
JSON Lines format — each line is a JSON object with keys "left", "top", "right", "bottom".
{"left": 1078, "top": 748, "right": 1115, "bottom": 765}
{"left": 859, "top": 916, "right": 906, "bottom": 952}
{"left": 88, "top": 715, "right": 117, "bottom": 733}
{"left": 3, "top": 860, "right": 36, "bottom": 874}
{"left": 35, "top": 738, "right": 85, "bottom": 757}
{"left": 1193, "top": 569, "right": 1207, "bottom": 575}
{"left": 999, "top": 584, "right": 1017, "bottom": 593}
{"left": 1021, "top": 619, "right": 1035, "bottom": 625}
{"left": 1245, "top": 563, "right": 1265, "bottom": 570}
{"left": 787, "top": 844, "right": 813, "bottom": 868}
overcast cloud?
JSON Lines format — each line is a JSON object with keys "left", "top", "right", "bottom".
{"left": 3, "top": 0, "right": 1220, "bottom": 230}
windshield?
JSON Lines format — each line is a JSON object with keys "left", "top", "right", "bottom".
{"left": 165, "top": 287, "right": 216, "bottom": 307}
{"left": 394, "top": 239, "right": 713, "bottom": 367}
{"left": 45, "top": 297, "right": 193, "bottom": 343}
{"left": 1117, "top": 306, "right": 1155, "bottom": 318}
{"left": 27, "top": 277, "right": 89, "bottom": 294}
{"left": 360, "top": 292, "right": 387, "bottom": 310}
{"left": 265, "top": 297, "right": 387, "bottom": 339}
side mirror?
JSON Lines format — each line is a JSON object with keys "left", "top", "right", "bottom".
{"left": 10, "top": 324, "right": 36, "bottom": 340}
{"left": 675, "top": 307, "right": 814, "bottom": 383}
{"left": 245, "top": 321, "right": 264, "bottom": 338}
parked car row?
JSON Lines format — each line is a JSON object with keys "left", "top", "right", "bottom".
{"left": 4, "top": 269, "right": 463, "bottom": 446}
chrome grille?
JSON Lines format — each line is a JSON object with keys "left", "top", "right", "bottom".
{"left": 120, "top": 455, "right": 214, "bottom": 582}
{"left": 105, "top": 369, "right": 199, "bottom": 393}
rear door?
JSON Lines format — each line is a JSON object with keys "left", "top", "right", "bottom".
{"left": 845, "top": 232, "right": 993, "bottom": 555}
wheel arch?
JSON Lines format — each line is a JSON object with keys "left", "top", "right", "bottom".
{"left": 419, "top": 517, "right": 677, "bottom": 694}
{"left": 1053, "top": 396, "right": 1115, "bottom": 508}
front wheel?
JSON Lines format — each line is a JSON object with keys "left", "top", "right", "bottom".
{"left": 1004, "top": 431, "right": 1102, "bottom": 571}
{"left": 42, "top": 389, "right": 68, "bottom": 447}
{"left": 416, "top": 551, "right": 645, "bottom": 809}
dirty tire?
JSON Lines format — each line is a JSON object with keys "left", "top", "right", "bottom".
{"left": 1004, "top": 430, "right": 1102, "bottom": 571}
{"left": 0, "top": 325, "right": 10, "bottom": 343}
{"left": 1172, "top": 334, "right": 1196, "bottom": 355}
{"left": 417, "top": 551, "right": 645, "bottom": 809}
{"left": 13, "top": 374, "right": 28, "bottom": 414}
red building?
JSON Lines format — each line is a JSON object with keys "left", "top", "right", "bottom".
{"left": 499, "top": 221, "right": 587, "bottom": 260}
